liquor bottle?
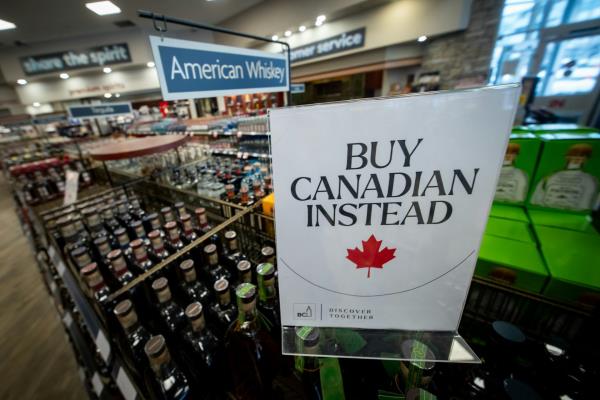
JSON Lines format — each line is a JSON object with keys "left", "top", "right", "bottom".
{"left": 144, "top": 335, "right": 191, "bottom": 400}
{"left": 210, "top": 278, "right": 237, "bottom": 333}
{"left": 107, "top": 249, "right": 135, "bottom": 286}
{"left": 174, "top": 201, "right": 187, "bottom": 221}
{"left": 148, "top": 230, "right": 170, "bottom": 261}
{"left": 71, "top": 246, "right": 93, "bottom": 270}
{"left": 80, "top": 262, "right": 111, "bottom": 304}
{"left": 161, "top": 206, "right": 176, "bottom": 224}
{"left": 203, "top": 244, "right": 231, "bottom": 285}
{"left": 164, "top": 221, "right": 184, "bottom": 252}
{"left": 221, "top": 184, "right": 237, "bottom": 218}
{"left": 225, "top": 283, "right": 279, "bottom": 399}
{"left": 130, "top": 219, "right": 151, "bottom": 247}
{"left": 294, "top": 327, "right": 322, "bottom": 400}
{"left": 114, "top": 227, "right": 133, "bottom": 259}
{"left": 82, "top": 206, "right": 110, "bottom": 239}
{"left": 57, "top": 215, "right": 82, "bottom": 254}
{"left": 151, "top": 277, "right": 186, "bottom": 334}
{"left": 116, "top": 200, "right": 133, "bottom": 226}
{"left": 238, "top": 184, "right": 254, "bottom": 207}
{"left": 531, "top": 144, "right": 598, "bottom": 211}
{"left": 129, "top": 196, "right": 145, "bottom": 220}
{"left": 236, "top": 260, "right": 253, "bottom": 285}
{"left": 93, "top": 236, "right": 113, "bottom": 267}
{"left": 179, "top": 214, "right": 197, "bottom": 243}
{"left": 194, "top": 207, "right": 211, "bottom": 234}
{"left": 183, "top": 302, "right": 220, "bottom": 370}
{"left": 222, "top": 230, "right": 246, "bottom": 274}
{"left": 114, "top": 299, "right": 152, "bottom": 375}
{"left": 495, "top": 143, "right": 528, "bottom": 203}
{"left": 264, "top": 175, "right": 273, "bottom": 195}
{"left": 178, "top": 259, "right": 210, "bottom": 306}
{"left": 261, "top": 246, "right": 276, "bottom": 268}
{"left": 131, "top": 238, "right": 154, "bottom": 273}
{"left": 145, "top": 212, "right": 165, "bottom": 238}
{"left": 256, "top": 263, "right": 280, "bottom": 335}
{"left": 398, "top": 340, "right": 436, "bottom": 393}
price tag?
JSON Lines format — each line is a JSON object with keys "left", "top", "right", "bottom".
{"left": 116, "top": 368, "right": 138, "bottom": 400}
{"left": 92, "top": 373, "right": 103, "bottom": 396}
{"left": 95, "top": 330, "right": 111, "bottom": 362}
{"left": 63, "top": 170, "right": 80, "bottom": 205}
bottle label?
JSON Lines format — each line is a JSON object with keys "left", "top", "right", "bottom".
{"left": 97, "top": 242, "right": 111, "bottom": 257}
{"left": 133, "top": 246, "right": 148, "bottom": 262}
{"left": 197, "top": 213, "right": 208, "bottom": 226}
{"left": 112, "top": 257, "right": 128, "bottom": 276}
{"left": 183, "top": 219, "right": 194, "bottom": 234}
{"left": 228, "top": 238, "right": 238, "bottom": 251}
{"left": 151, "top": 236, "right": 164, "bottom": 252}
{"left": 135, "top": 225, "right": 145, "bottom": 238}
{"left": 208, "top": 252, "right": 218, "bottom": 266}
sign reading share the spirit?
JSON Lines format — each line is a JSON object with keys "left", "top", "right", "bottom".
{"left": 270, "top": 85, "right": 520, "bottom": 331}
{"left": 149, "top": 36, "right": 289, "bottom": 101}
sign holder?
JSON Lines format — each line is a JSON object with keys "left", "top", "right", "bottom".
{"left": 137, "top": 10, "right": 293, "bottom": 105}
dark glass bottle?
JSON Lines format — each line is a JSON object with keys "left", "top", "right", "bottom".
{"left": 203, "top": 244, "right": 231, "bottom": 285}
{"left": 57, "top": 215, "right": 82, "bottom": 255}
{"left": 71, "top": 246, "right": 93, "bottom": 270}
{"left": 101, "top": 207, "right": 122, "bottom": 234}
{"left": 107, "top": 249, "right": 135, "bottom": 286}
{"left": 180, "top": 214, "right": 197, "bottom": 243}
{"left": 114, "top": 299, "right": 152, "bottom": 373}
{"left": 131, "top": 238, "right": 154, "bottom": 273}
{"left": 174, "top": 201, "right": 187, "bottom": 221}
{"left": 82, "top": 206, "right": 109, "bottom": 239}
{"left": 256, "top": 263, "right": 281, "bottom": 336}
{"left": 238, "top": 184, "right": 254, "bottom": 207}
{"left": 131, "top": 219, "right": 151, "bottom": 247}
{"left": 261, "top": 246, "right": 276, "bottom": 268}
{"left": 151, "top": 277, "right": 186, "bottom": 334}
{"left": 178, "top": 259, "right": 210, "bottom": 306}
{"left": 184, "top": 302, "right": 220, "bottom": 370}
{"left": 145, "top": 212, "right": 165, "bottom": 238}
{"left": 294, "top": 327, "right": 322, "bottom": 400}
{"left": 93, "top": 236, "right": 113, "bottom": 267}
{"left": 116, "top": 200, "right": 133, "bottom": 226}
{"left": 209, "top": 278, "right": 237, "bottom": 334}
{"left": 114, "top": 227, "right": 133, "bottom": 259}
{"left": 194, "top": 207, "right": 211, "bottom": 234}
{"left": 161, "top": 206, "right": 176, "bottom": 224}
{"left": 165, "top": 221, "right": 184, "bottom": 253}
{"left": 236, "top": 260, "right": 253, "bottom": 285}
{"left": 148, "top": 230, "right": 170, "bottom": 261}
{"left": 80, "top": 262, "right": 111, "bottom": 304}
{"left": 222, "top": 230, "right": 246, "bottom": 274}
{"left": 144, "top": 335, "right": 191, "bottom": 400}
{"left": 225, "top": 283, "right": 280, "bottom": 399}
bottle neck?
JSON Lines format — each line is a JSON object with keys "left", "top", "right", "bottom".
{"left": 258, "top": 277, "right": 277, "bottom": 305}
{"left": 237, "top": 298, "right": 258, "bottom": 326}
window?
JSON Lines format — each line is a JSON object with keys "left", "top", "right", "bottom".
{"left": 489, "top": 0, "right": 600, "bottom": 94}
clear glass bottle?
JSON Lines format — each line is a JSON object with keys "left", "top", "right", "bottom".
{"left": 107, "top": 249, "right": 135, "bottom": 286}
{"left": 209, "top": 278, "right": 237, "bottom": 333}
{"left": 225, "top": 283, "right": 279, "bottom": 399}
{"left": 151, "top": 277, "right": 186, "bottom": 334}
{"left": 144, "top": 335, "right": 191, "bottom": 400}
{"left": 178, "top": 259, "right": 210, "bottom": 306}
{"left": 203, "top": 244, "right": 231, "bottom": 285}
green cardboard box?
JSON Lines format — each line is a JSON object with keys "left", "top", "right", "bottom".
{"left": 527, "top": 124, "right": 598, "bottom": 135}
{"left": 528, "top": 209, "right": 598, "bottom": 235}
{"left": 535, "top": 225, "right": 600, "bottom": 307}
{"left": 528, "top": 133, "right": 600, "bottom": 213}
{"left": 485, "top": 216, "right": 536, "bottom": 243}
{"left": 494, "top": 132, "right": 542, "bottom": 205}
{"left": 475, "top": 234, "right": 548, "bottom": 293}
{"left": 490, "top": 203, "right": 529, "bottom": 223}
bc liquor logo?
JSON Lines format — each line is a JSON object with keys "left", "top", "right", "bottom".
{"left": 346, "top": 234, "right": 396, "bottom": 278}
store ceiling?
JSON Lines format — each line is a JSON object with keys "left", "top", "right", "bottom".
{"left": 0, "top": 0, "right": 264, "bottom": 48}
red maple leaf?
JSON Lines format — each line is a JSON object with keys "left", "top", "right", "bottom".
{"left": 346, "top": 234, "right": 396, "bottom": 278}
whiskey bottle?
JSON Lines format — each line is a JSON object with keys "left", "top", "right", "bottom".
{"left": 71, "top": 246, "right": 93, "bottom": 270}
{"left": 261, "top": 246, "right": 276, "bottom": 267}
{"left": 116, "top": 200, "right": 133, "bottom": 226}
{"left": 151, "top": 277, "right": 186, "bottom": 334}
{"left": 174, "top": 201, "right": 187, "bottom": 221}
{"left": 101, "top": 207, "right": 122, "bottom": 234}
{"left": 179, "top": 214, "right": 198, "bottom": 243}
{"left": 495, "top": 143, "right": 528, "bottom": 203}
{"left": 131, "top": 238, "right": 154, "bottom": 273}
{"left": 114, "top": 227, "right": 133, "bottom": 259}
{"left": 93, "top": 236, "right": 113, "bottom": 267}
{"left": 145, "top": 212, "right": 165, "bottom": 238}
{"left": 161, "top": 206, "right": 176, "bottom": 224}
{"left": 129, "top": 196, "right": 146, "bottom": 220}
{"left": 203, "top": 244, "right": 231, "bottom": 285}
{"left": 184, "top": 302, "right": 220, "bottom": 370}
{"left": 256, "top": 263, "right": 281, "bottom": 335}
{"left": 238, "top": 184, "right": 254, "bottom": 207}
{"left": 130, "top": 219, "right": 151, "bottom": 247}
{"left": 80, "top": 262, "right": 111, "bottom": 304}
{"left": 148, "top": 230, "right": 170, "bottom": 261}
{"left": 144, "top": 335, "right": 191, "bottom": 400}
{"left": 107, "top": 249, "right": 135, "bottom": 286}
{"left": 178, "top": 259, "right": 210, "bottom": 306}
{"left": 209, "top": 278, "right": 237, "bottom": 333}
{"left": 225, "top": 283, "right": 279, "bottom": 399}
{"left": 294, "top": 327, "right": 322, "bottom": 400}
{"left": 236, "top": 260, "right": 253, "bottom": 285}
{"left": 82, "top": 206, "right": 109, "bottom": 239}
{"left": 194, "top": 207, "right": 211, "bottom": 234}
{"left": 164, "top": 221, "right": 184, "bottom": 252}
{"left": 222, "top": 230, "right": 246, "bottom": 274}
{"left": 114, "top": 299, "right": 152, "bottom": 373}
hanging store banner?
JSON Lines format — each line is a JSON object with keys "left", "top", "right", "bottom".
{"left": 67, "top": 102, "right": 133, "bottom": 119}
{"left": 149, "top": 36, "right": 289, "bottom": 101}
{"left": 270, "top": 85, "right": 521, "bottom": 331}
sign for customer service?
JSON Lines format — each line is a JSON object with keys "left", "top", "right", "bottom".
{"left": 149, "top": 36, "right": 289, "bottom": 100}
{"left": 270, "top": 85, "right": 520, "bottom": 331}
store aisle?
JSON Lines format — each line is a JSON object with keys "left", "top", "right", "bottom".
{"left": 0, "top": 176, "right": 86, "bottom": 400}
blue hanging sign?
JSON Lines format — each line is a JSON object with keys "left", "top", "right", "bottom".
{"left": 149, "top": 36, "right": 289, "bottom": 101}
{"left": 68, "top": 102, "right": 133, "bottom": 119}
{"left": 291, "top": 83, "right": 305, "bottom": 94}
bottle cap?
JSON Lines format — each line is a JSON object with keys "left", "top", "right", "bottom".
{"left": 107, "top": 249, "right": 123, "bottom": 260}
{"left": 179, "top": 259, "right": 194, "bottom": 271}
{"left": 144, "top": 335, "right": 167, "bottom": 359}
{"left": 148, "top": 230, "right": 160, "bottom": 239}
{"left": 224, "top": 230, "right": 237, "bottom": 240}
{"left": 256, "top": 263, "right": 275, "bottom": 279}
{"left": 152, "top": 277, "right": 168, "bottom": 292}
{"left": 261, "top": 246, "right": 275, "bottom": 258}
{"left": 130, "top": 238, "right": 143, "bottom": 248}
{"left": 180, "top": 213, "right": 191, "bottom": 222}
{"left": 114, "top": 299, "right": 133, "bottom": 317}
{"left": 295, "top": 326, "right": 320, "bottom": 347}
{"left": 164, "top": 221, "right": 177, "bottom": 230}
{"left": 130, "top": 220, "right": 142, "bottom": 229}
{"left": 213, "top": 278, "right": 229, "bottom": 293}
{"left": 185, "top": 302, "right": 203, "bottom": 319}
{"left": 566, "top": 143, "right": 592, "bottom": 157}
{"left": 204, "top": 244, "right": 217, "bottom": 254}
{"left": 235, "top": 283, "right": 257, "bottom": 304}
{"left": 194, "top": 207, "right": 206, "bottom": 215}
{"left": 80, "top": 262, "right": 99, "bottom": 276}
{"left": 237, "top": 260, "right": 251, "bottom": 272}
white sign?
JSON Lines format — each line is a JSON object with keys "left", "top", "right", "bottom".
{"left": 270, "top": 85, "right": 520, "bottom": 331}
{"left": 63, "top": 170, "right": 79, "bottom": 205}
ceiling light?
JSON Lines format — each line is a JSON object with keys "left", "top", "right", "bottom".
{"left": 104, "top": 93, "right": 112, "bottom": 98}
{"left": 315, "top": 15, "right": 326, "bottom": 26}
{"left": 271, "top": 35, "right": 279, "bottom": 41}
{"left": 103, "top": 67, "right": 112, "bottom": 74}
{"left": 0, "top": 18, "right": 16, "bottom": 30}
{"left": 284, "top": 30, "right": 292, "bottom": 37}
{"left": 85, "top": 1, "right": 121, "bottom": 16}
{"left": 17, "top": 79, "right": 28, "bottom": 85}
{"left": 115, "top": 93, "right": 121, "bottom": 98}
{"left": 299, "top": 25, "right": 306, "bottom": 32}
{"left": 417, "top": 35, "right": 428, "bottom": 42}
{"left": 60, "top": 73, "right": 70, "bottom": 79}
{"left": 147, "top": 61, "right": 155, "bottom": 68}
{"left": 33, "top": 102, "right": 41, "bottom": 107}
